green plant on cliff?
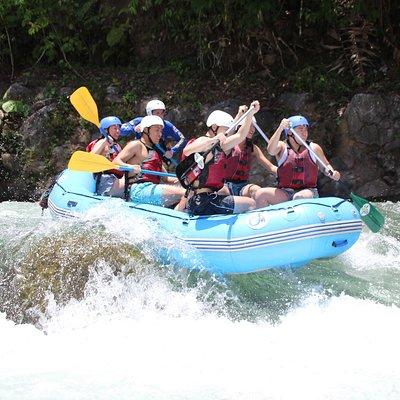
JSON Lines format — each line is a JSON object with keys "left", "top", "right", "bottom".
{"left": 2, "top": 100, "right": 29, "bottom": 117}
{"left": 0, "top": 0, "right": 398, "bottom": 82}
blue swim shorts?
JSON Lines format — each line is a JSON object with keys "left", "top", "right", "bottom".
{"left": 130, "top": 182, "right": 165, "bottom": 206}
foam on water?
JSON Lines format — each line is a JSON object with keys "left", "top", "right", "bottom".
{"left": 1, "top": 285, "right": 399, "bottom": 400}
{"left": 0, "top": 201, "right": 399, "bottom": 399}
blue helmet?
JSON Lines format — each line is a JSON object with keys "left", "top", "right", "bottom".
{"left": 99, "top": 116, "right": 122, "bottom": 136}
{"left": 289, "top": 115, "right": 309, "bottom": 128}
{"left": 284, "top": 115, "right": 309, "bottom": 137}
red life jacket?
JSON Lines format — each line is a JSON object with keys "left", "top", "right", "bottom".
{"left": 180, "top": 138, "right": 227, "bottom": 191}
{"left": 225, "top": 140, "right": 253, "bottom": 182}
{"left": 86, "top": 138, "right": 123, "bottom": 178}
{"left": 197, "top": 147, "right": 228, "bottom": 191}
{"left": 136, "top": 146, "right": 163, "bottom": 184}
{"left": 277, "top": 142, "right": 318, "bottom": 189}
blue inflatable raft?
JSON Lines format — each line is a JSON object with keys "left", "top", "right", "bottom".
{"left": 48, "top": 169, "right": 363, "bottom": 274}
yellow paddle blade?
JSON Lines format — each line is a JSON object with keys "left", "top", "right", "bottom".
{"left": 68, "top": 151, "right": 116, "bottom": 173}
{"left": 70, "top": 87, "right": 100, "bottom": 127}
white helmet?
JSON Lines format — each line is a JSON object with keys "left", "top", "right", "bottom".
{"left": 140, "top": 115, "right": 164, "bottom": 132}
{"left": 146, "top": 99, "right": 166, "bottom": 116}
{"left": 206, "top": 110, "right": 234, "bottom": 128}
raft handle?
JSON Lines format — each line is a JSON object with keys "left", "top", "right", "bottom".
{"left": 332, "top": 239, "right": 348, "bottom": 248}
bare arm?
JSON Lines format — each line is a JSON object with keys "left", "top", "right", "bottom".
{"left": 253, "top": 145, "right": 277, "bottom": 175}
{"left": 90, "top": 138, "right": 109, "bottom": 155}
{"left": 183, "top": 136, "right": 220, "bottom": 157}
{"left": 221, "top": 100, "right": 260, "bottom": 152}
{"left": 113, "top": 142, "right": 141, "bottom": 173}
{"left": 161, "top": 165, "right": 179, "bottom": 184}
{"left": 267, "top": 118, "right": 290, "bottom": 157}
{"left": 311, "top": 143, "right": 340, "bottom": 181}
{"left": 233, "top": 105, "right": 247, "bottom": 122}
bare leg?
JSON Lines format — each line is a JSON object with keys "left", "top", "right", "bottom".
{"left": 218, "top": 185, "right": 230, "bottom": 195}
{"left": 233, "top": 196, "right": 256, "bottom": 213}
{"left": 253, "top": 187, "right": 290, "bottom": 208}
{"left": 109, "top": 176, "right": 127, "bottom": 198}
{"left": 241, "top": 184, "right": 261, "bottom": 199}
{"left": 160, "top": 185, "right": 186, "bottom": 207}
{"left": 174, "top": 195, "right": 188, "bottom": 212}
{"left": 292, "top": 189, "right": 314, "bottom": 200}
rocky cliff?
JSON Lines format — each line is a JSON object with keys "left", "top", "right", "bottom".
{"left": 1, "top": 76, "right": 399, "bottom": 202}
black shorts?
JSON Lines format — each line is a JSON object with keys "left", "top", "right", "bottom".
{"left": 188, "top": 192, "right": 235, "bottom": 216}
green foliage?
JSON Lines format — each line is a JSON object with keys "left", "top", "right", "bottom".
{"left": 0, "top": 128, "right": 23, "bottom": 155}
{"left": 123, "top": 90, "right": 138, "bottom": 104}
{"left": 0, "top": 0, "right": 398, "bottom": 81}
{"left": 290, "top": 64, "right": 354, "bottom": 97}
{"left": 167, "top": 59, "right": 189, "bottom": 76}
{"left": 2, "top": 100, "right": 29, "bottom": 116}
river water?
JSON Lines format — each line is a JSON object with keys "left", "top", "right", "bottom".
{"left": 0, "top": 200, "right": 399, "bottom": 400}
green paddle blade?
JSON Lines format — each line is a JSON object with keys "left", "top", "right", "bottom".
{"left": 350, "top": 192, "right": 385, "bottom": 233}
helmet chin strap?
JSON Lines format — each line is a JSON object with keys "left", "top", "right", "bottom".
{"left": 106, "top": 128, "right": 120, "bottom": 154}
{"left": 288, "top": 132, "right": 304, "bottom": 152}
{"left": 206, "top": 125, "right": 218, "bottom": 138}
{"left": 142, "top": 128, "right": 156, "bottom": 148}
{"left": 210, "top": 126, "right": 218, "bottom": 135}
{"left": 108, "top": 130, "right": 119, "bottom": 143}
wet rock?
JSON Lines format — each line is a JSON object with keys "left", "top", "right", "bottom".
{"left": 23, "top": 159, "right": 47, "bottom": 176}
{"left": 1, "top": 153, "right": 15, "bottom": 170}
{"left": 166, "top": 107, "right": 196, "bottom": 127}
{"left": 345, "top": 94, "right": 387, "bottom": 145}
{"left": 278, "top": 92, "right": 310, "bottom": 112}
{"left": 255, "top": 109, "right": 275, "bottom": 133}
{"left": 52, "top": 145, "right": 70, "bottom": 171}
{"left": 207, "top": 99, "right": 242, "bottom": 118}
{"left": 70, "top": 127, "right": 91, "bottom": 148}
{"left": 105, "top": 85, "right": 124, "bottom": 104}
{"left": 357, "top": 179, "right": 390, "bottom": 199}
{"left": 59, "top": 86, "right": 74, "bottom": 98}
{"left": 19, "top": 104, "right": 57, "bottom": 148}
{"left": 31, "top": 99, "right": 54, "bottom": 113}
{"left": 3, "top": 83, "right": 31, "bottom": 101}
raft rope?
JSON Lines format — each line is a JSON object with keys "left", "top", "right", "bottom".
{"left": 53, "top": 179, "right": 352, "bottom": 219}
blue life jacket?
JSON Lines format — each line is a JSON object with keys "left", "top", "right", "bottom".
{"left": 120, "top": 116, "right": 187, "bottom": 156}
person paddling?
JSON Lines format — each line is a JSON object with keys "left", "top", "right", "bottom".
{"left": 114, "top": 115, "right": 185, "bottom": 207}
{"left": 86, "top": 116, "right": 140, "bottom": 197}
{"left": 120, "top": 99, "right": 187, "bottom": 164}
{"left": 254, "top": 115, "right": 340, "bottom": 206}
{"left": 181, "top": 101, "right": 260, "bottom": 216}
{"left": 220, "top": 105, "right": 277, "bottom": 207}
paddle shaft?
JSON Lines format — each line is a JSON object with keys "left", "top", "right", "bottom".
{"left": 188, "top": 106, "right": 255, "bottom": 167}
{"left": 201, "top": 106, "right": 256, "bottom": 159}
{"left": 69, "top": 151, "right": 177, "bottom": 178}
{"left": 253, "top": 121, "right": 270, "bottom": 143}
{"left": 289, "top": 127, "right": 333, "bottom": 175}
{"left": 154, "top": 143, "right": 178, "bottom": 166}
{"left": 228, "top": 106, "right": 255, "bottom": 136}
{"left": 119, "top": 165, "right": 176, "bottom": 178}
